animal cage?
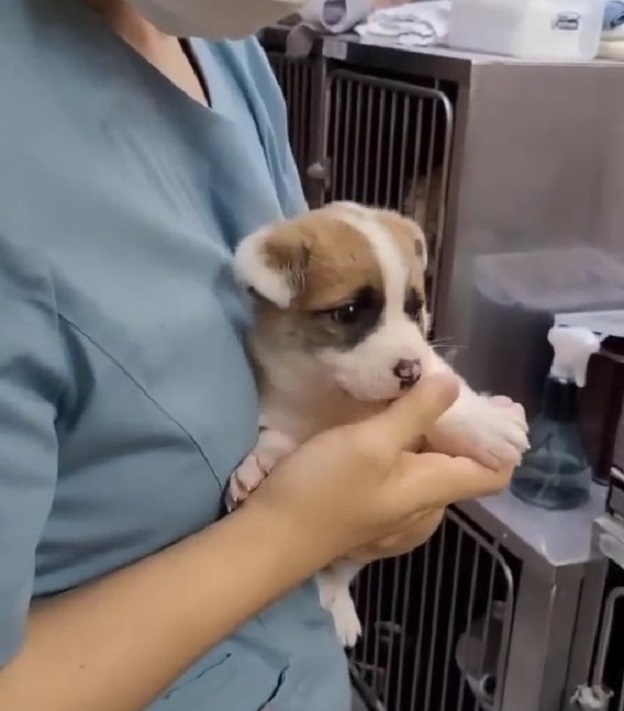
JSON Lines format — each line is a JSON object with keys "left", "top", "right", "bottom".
{"left": 574, "top": 517, "right": 624, "bottom": 711}
{"left": 591, "top": 586, "right": 624, "bottom": 710}
{"left": 260, "top": 27, "right": 622, "bottom": 711}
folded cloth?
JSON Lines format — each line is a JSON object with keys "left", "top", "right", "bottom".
{"left": 354, "top": 0, "right": 451, "bottom": 47}
{"left": 286, "top": 0, "right": 373, "bottom": 56}
{"left": 603, "top": 0, "right": 624, "bottom": 30}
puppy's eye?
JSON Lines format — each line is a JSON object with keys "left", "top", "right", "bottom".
{"left": 329, "top": 302, "right": 360, "bottom": 325}
{"left": 314, "top": 287, "right": 382, "bottom": 328}
{"left": 405, "top": 289, "right": 424, "bottom": 320}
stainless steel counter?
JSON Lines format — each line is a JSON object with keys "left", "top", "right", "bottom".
{"left": 460, "top": 483, "right": 607, "bottom": 572}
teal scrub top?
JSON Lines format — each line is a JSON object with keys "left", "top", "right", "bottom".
{"left": 0, "top": 1, "right": 350, "bottom": 709}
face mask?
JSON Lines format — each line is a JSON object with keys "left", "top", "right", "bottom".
{"left": 128, "top": 0, "right": 307, "bottom": 38}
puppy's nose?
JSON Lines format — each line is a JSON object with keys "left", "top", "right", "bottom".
{"left": 392, "top": 359, "right": 422, "bottom": 388}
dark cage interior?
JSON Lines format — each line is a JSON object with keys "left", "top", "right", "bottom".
{"left": 350, "top": 509, "right": 522, "bottom": 711}
{"left": 590, "top": 562, "right": 624, "bottom": 709}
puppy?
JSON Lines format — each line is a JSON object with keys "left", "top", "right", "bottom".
{"left": 227, "top": 202, "right": 528, "bottom": 648}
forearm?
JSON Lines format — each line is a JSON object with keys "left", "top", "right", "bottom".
{"left": 0, "top": 506, "right": 324, "bottom": 711}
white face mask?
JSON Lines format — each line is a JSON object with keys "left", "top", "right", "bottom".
{"left": 128, "top": 0, "right": 307, "bottom": 38}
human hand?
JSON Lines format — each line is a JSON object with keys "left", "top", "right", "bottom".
{"left": 348, "top": 446, "right": 515, "bottom": 565}
{"left": 240, "top": 373, "right": 516, "bottom": 568}
{"left": 347, "top": 499, "right": 446, "bottom": 564}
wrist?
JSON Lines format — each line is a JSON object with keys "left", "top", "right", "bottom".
{"left": 187, "top": 502, "right": 333, "bottom": 630}
{"left": 232, "top": 499, "right": 337, "bottom": 577}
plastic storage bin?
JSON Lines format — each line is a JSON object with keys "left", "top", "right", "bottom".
{"left": 448, "top": 0, "right": 607, "bottom": 60}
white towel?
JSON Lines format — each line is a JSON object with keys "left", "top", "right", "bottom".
{"left": 354, "top": 1, "right": 451, "bottom": 47}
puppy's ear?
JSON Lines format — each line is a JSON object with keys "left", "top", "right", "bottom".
{"left": 234, "top": 225, "right": 311, "bottom": 309}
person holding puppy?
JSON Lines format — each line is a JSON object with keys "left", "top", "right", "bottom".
{"left": 0, "top": 1, "right": 525, "bottom": 710}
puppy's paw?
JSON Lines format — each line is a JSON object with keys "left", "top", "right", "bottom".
{"left": 254, "top": 428, "right": 298, "bottom": 475}
{"left": 329, "top": 590, "right": 362, "bottom": 649}
{"left": 224, "top": 428, "right": 297, "bottom": 513}
{"left": 429, "top": 392, "right": 529, "bottom": 469}
{"left": 316, "top": 570, "right": 362, "bottom": 647}
{"left": 225, "top": 453, "right": 266, "bottom": 512}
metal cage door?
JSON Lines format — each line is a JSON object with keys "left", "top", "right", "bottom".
{"left": 575, "top": 586, "right": 624, "bottom": 710}
{"left": 350, "top": 508, "right": 517, "bottom": 711}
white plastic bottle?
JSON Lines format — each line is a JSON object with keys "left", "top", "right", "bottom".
{"left": 448, "top": 0, "right": 607, "bottom": 60}
{"left": 510, "top": 326, "right": 601, "bottom": 511}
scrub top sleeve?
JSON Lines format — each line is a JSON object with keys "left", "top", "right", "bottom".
{"left": 0, "top": 235, "right": 65, "bottom": 667}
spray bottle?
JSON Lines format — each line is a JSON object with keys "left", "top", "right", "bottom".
{"left": 510, "top": 325, "right": 602, "bottom": 510}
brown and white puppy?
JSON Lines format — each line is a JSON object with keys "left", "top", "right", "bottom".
{"left": 228, "top": 202, "right": 528, "bottom": 647}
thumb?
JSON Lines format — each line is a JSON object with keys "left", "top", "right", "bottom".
{"left": 359, "top": 372, "right": 461, "bottom": 454}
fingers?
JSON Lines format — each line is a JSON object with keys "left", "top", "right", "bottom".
{"left": 470, "top": 448, "right": 506, "bottom": 471}
{"left": 350, "top": 508, "right": 446, "bottom": 562}
{"left": 446, "top": 456, "right": 515, "bottom": 501}
{"left": 359, "top": 373, "right": 461, "bottom": 454}
{"left": 396, "top": 507, "right": 445, "bottom": 552}
{"left": 397, "top": 451, "right": 514, "bottom": 510}
{"left": 485, "top": 443, "right": 524, "bottom": 468}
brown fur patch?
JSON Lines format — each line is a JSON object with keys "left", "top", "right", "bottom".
{"left": 260, "top": 206, "right": 384, "bottom": 311}
{"left": 251, "top": 204, "right": 429, "bottom": 355}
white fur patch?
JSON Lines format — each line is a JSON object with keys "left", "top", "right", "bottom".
{"left": 233, "top": 227, "right": 293, "bottom": 309}
{"left": 334, "top": 207, "right": 409, "bottom": 321}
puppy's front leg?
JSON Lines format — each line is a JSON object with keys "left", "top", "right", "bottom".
{"left": 424, "top": 353, "right": 529, "bottom": 468}
{"left": 317, "top": 559, "right": 364, "bottom": 648}
{"left": 225, "top": 426, "right": 296, "bottom": 512}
